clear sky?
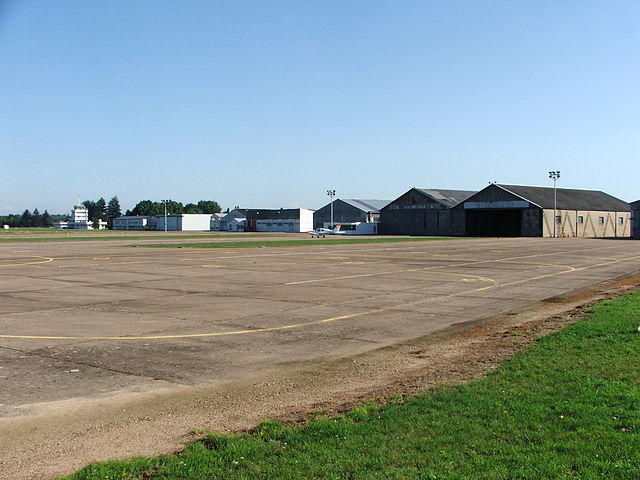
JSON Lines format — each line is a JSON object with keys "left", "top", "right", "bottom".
{"left": 1, "top": 0, "right": 638, "bottom": 214}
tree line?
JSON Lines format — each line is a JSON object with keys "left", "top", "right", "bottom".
{"left": 0, "top": 209, "right": 62, "bottom": 228}
{"left": 125, "top": 200, "right": 221, "bottom": 216}
{"left": 2, "top": 197, "right": 222, "bottom": 229}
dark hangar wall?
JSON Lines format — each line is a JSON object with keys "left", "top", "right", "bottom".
{"left": 380, "top": 189, "right": 455, "bottom": 236}
{"left": 632, "top": 201, "right": 640, "bottom": 239}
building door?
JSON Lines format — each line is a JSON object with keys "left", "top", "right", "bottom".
{"left": 466, "top": 210, "right": 522, "bottom": 236}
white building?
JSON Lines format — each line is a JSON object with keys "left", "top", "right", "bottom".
{"left": 245, "top": 208, "right": 314, "bottom": 233}
{"left": 54, "top": 205, "right": 106, "bottom": 230}
{"left": 331, "top": 222, "right": 379, "bottom": 235}
{"left": 113, "top": 216, "right": 157, "bottom": 231}
{"left": 156, "top": 214, "right": 213, "bottom": 231}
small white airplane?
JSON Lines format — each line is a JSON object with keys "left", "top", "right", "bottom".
{"left": 307, "top": 225, "right": 341, "bottom": 238}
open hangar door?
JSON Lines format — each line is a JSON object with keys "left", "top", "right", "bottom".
{"left": 465, "top": 209, "right": 522, "bottom": 237}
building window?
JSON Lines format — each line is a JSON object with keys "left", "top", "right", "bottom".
{"left": 555, "top": 215, "right": 561, "bottom": 224}
{"left": 577, "top": 216, "right": 584, "bottom": 224}
{"left": 599, "top": 217, "right": 605, "bottom": 224}
{"left": 618, "top": 217, "right": 624, "bottom": 225}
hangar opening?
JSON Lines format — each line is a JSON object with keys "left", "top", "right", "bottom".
{"left": 465, "top": 209, "right": 523, "bottom": 237}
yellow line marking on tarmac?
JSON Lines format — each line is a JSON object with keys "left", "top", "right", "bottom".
{"left": 0, "top": 273, "right": 497, "bottom": 341}
{"left": 2, "top": 253, "right": 639, "bottom": 342}
{"left": 0, "top": 272, "right": 498, "bottom": 341}
{"left": 0, "top": 256, "right": 54, "bottom": 267}
{"left": 497, "top": 261, "right": 577, "bottom": 272}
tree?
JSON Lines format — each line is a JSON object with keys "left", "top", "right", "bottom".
{"left": 196, "top": 200, "right": 221, "bottom": 214}
{"left": 32, "top": 208, "right": 43, "bottom": 227}
{"left": 91, "top": 197, "right": 107, "bottom": 228}
{"left": 82, "top": 200, "right": 97, "bottom": 220}
{"left": 129, "top": 200, "right": 163, "bottom": 216}
{"left": 42, "top": 210, "right": 53, "bottom": 227}
{"left": 20, "top": 209, "right": 32, "bottom": 227}
{"left": 164, "top": 200, "right": 184, "bottom": 215}
{"left": 106, "top": 196, "right": 122, "bottom": 229}
{"left": 183, "top": 203, "right": 199, "bottom": 214}
{"left": 96, "top": 197, "right": 106, "bottom": 218}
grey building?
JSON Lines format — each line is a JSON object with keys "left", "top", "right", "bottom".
{"left": 379, "top": 188, "right": 475, "bottom": 236}
{"left": 313, "top": 199, "right": 390, "bottom": 229}
{"left": 632, "top": 200, "right": 640, "bottom": 239}
{"left": 245, "top": 208, "right": 314, "bottom": 233}
{"left": 113, "top": 215, "right": 157, "bottom": 230}
{"left": 453, "top": 184, "right": 631, "bottom": 237}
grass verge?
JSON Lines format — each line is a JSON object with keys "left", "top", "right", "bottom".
{"left": 133, "top": 237, "right": 454, "bottom": 249}
{"left": 62, "top": 291, "right": 640, "bottom": 479}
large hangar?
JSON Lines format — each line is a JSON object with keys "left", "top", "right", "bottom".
{"left": 453, "top": 184, "right": 631, "bottom": 238}
{"left": 379, "top": 188, "right": 475, "bottom": 236}
{"left": 632, "top": 200, "right": 640, "bottom": 239}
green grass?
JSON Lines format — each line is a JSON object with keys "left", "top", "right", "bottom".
{"left": 134, "top": 237, "right": 454, "bottom": 249}
{"left": 0, "top": 227, "right": 70, "bottom": 235}
{"left": 61, "top": 291, "right": 640, "bottom": 480}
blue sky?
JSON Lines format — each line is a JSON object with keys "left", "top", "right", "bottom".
{"left": 1, "top": 0, "right": 638, "bottom": 214}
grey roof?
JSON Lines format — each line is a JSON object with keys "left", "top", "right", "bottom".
{"left": 340, "top": 199, "right": 391, "bottom": 213}
{"left": 415, "top": 189, "right": 476, "bottom": 208}
{"left": 498, "top": 185, "right": 630, "bottom": 211}
{"left": 631, "top": 200, "right": 640, "bottom": 208}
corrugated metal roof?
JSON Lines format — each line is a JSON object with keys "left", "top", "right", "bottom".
{"left": 498, "top": 185, "right": 630, "bottom": 211}
{"left": 340, "top": 199, "right": 391, "bottom": 212}
{"left": 415, "top": 189, "right": 476, "bottom": 208}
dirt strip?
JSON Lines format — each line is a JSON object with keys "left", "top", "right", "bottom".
{"left": 1, "top": 274, "right": 639, "bottom": 480}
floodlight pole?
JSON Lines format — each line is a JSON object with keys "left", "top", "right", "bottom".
{"left": 327, "top": 189, "right": 336, "bottom": 228}
{"left": 548, "top": 171, "right": 560, "bottom": 238}
{"left": 163, "top": 199, "right": 168, "bottom": 234}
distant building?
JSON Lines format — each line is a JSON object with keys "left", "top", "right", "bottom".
{"left": 156, "top": 214, "right": 212, "bottom": 231}
{"left": 380, "top": 188, "right": 475, "bottom": 236}
{"left": 331, "top": 222, "right": 379, "bottom": 235}
{"left": 452, "top": 184, "right": 631, "bottom": 237}
{"left": 632, "top": 200, "right": 640, "bottom": 239}
{"left": 245, "top": 208, "right": 314, "bottom": 233}
{"left": 214, "top": 209, "right": 247, "bottom": 232}
{"left": 113, "top": 216, "right": 157, "bottom": 231}
{"left": 54, "top": 205, "right": 106, "bottom": 230}
{"left": 209, "top": 213, "right": 225, "bottom": 231}
{"left": 313, "top": 199, "right": 389, "bottom": 229}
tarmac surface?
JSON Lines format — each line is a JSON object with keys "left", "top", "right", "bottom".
{"left": 1, "top": 235, "right": 640, "bottom": 478}
{"left": 1, "top": 235, "right": 640, "bottom": 418}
